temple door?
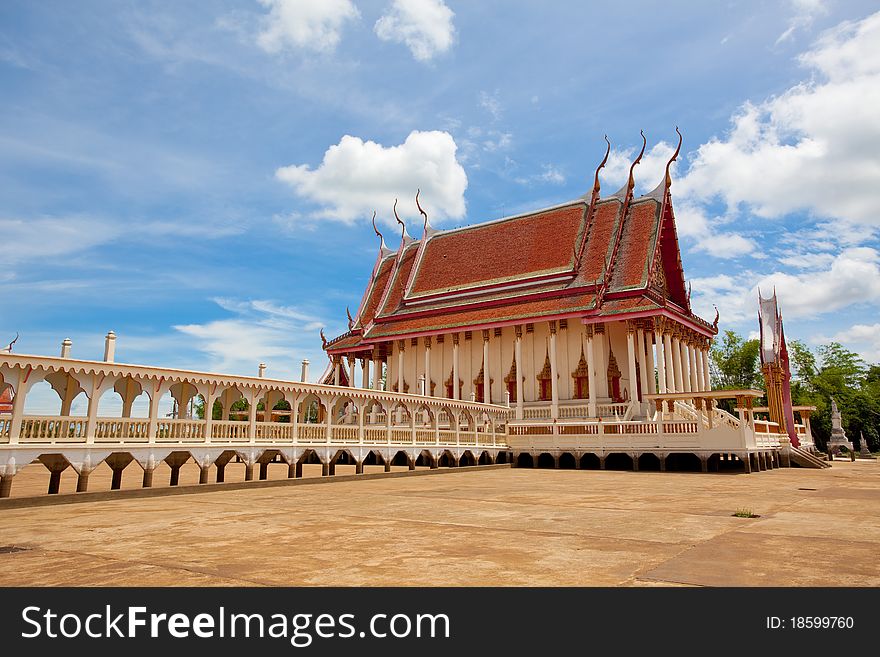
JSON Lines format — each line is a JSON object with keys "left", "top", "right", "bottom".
{"left": 607, "top": 351, "right": 622, "bottom": 403}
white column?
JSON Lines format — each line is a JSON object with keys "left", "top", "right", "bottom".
{"left": 671, "top": 334, "right": 683, "bottom": 393}
{"left": 586, "top": 327, "right": 597, "bottom": 417}
{"left": 694, "top": 345, "right": 704, "bottom": 392}
{"left": 645, "top": 330, "right": 657, "bottom": 395}
{"left": 103, "top": 330, "right": 116, "bottom": 362}
{"left": 636, "top": 326, "right": 649, "bottom": 399}
{"left": 680, "top": 340, "right": 691, "bottom": 393}
{"left": 204, "top": 388, "right": 215, "bottom": 444}
{"left": 549, "top": 322, "right": 559, "bottom": 419}
{"left": 663, "top": 330, "right": 675, "bottom": 393}
{"left": 514, "top": 327, "right": 523, "bottom": 420}
{"left": 625, "top": 322, "right": 638, "bottom": 404}
{"left": 656, "top": 331, "right": 667, "bottom": 394}
{"left": 482, "top": 331, "right": 491, "bottom": 404}
{"left": 7, "top": 368, "right": 27, "bottom": 445}
{"left": 348, "top": 356, "right": 357, "bottom": 389}
{"left": 147, "top": 383, "right": 160, "bottom": 442}
{"left": 689, "top": 340, "right": 699, "bottom": 392}
{"left": 248, "top": 392, "right": 258, "bottom": 443}
{"left": 679, "top": 340, "right": 691, "bottom": 392}
{"left": 361, "top": 358, "right": 369, "bottom": 389}
{"left": 300, "top": 359, "right": 310, "bottom": 383}
{"left": 85, "top": 377, "right": 100, "bottom": 445}
{"left": 372, "top": 355, "right": 382, "bottom": 390}
{"left": 452, "top": 334, "right": 460, "bottom": 400}
{"left": 333, "top": 357, "right": 340, "bottom": 386}
{"left": 702, "top": 347, "right": 711, "bottom": 390}
{"left": 424, "top": 337, "right": 432, "bottom": 398}
{"left": 397, "top": 340, "right": 405, "bottom": 393}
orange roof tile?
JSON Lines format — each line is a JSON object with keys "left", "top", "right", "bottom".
{"left": 408, "top": 203, "right": 585, "bottom": 297}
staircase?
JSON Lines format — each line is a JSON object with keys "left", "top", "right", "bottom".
{"left": 790, "top": 446, "right": 831, "bottom": 469}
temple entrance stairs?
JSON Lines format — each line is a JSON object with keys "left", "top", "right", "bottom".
{"left": 790, "top": 447, "right": 831, "bottom": 469}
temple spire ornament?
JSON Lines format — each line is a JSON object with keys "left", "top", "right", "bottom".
{"left": 371, "top": 210, "right": 386, "bottom": 250}
{"left": 758, "top": 290, "right": 799, "bottom": 446}
{"left": 611, "top": 130, "right": 646, "bottom": 200}
{"left": 2, "top": 332, "right": 18, "bottom": 353}
{"left": 575, "top": 136, "right": 611, "bottom": 267}
{"left": 393, "top": 198, "right": 410, "bottom": 241}
{"left": 415, "top": 188, "right": 430, "bottom": 232}
{"left": 646, "top": 127, "right": 682, "bottom": 201}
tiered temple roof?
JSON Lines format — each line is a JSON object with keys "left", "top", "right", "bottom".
{"left": 325, "top": 131, "right": 716, "bottom": 355}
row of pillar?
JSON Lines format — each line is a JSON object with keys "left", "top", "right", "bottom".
{"left": 2, "top": 451, "right": 507, "bottom": 497}
{"left": 330, "top": 318, "right": 712, "bottom": 417}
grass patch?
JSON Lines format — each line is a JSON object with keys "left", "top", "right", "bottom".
{"left": 732, "top": 508, "right": 760, "bottom": 518}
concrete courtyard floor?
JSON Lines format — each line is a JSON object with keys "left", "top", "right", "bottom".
{"left": 1, "top": 459, "right": 879, "bottom": 586}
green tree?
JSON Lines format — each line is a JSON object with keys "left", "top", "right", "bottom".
{"left": 786, "top": 341, "right": 878, "bottom": 452}
{"left": 710, "top": 330, "right": 762, "bottom": 390}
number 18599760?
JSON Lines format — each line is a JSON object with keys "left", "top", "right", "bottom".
{"left": 766, "top": 616, "right": 854, "bottom": 630}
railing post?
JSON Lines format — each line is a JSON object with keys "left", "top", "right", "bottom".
{"left": 148, "top": 381, "right": 161, "bottom": 443}
{"left": 326, "top": 396, "right": 333, "bottom": 443}
{"left": 204, "top": 387, "right": 215, "bottom": 444}
{"left": 358, "top": 401, "right": 365, "bottom": 444}
{"left": 7, "top": 367, "right": 27, "bottom": 445}
{"left": 248, "top": 390, "right": 258, "bottom": 444}
{"left": 85, "top": 376, "right": 100, "bottom": 445}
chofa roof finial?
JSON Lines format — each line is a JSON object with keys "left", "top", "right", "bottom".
{"left": 3, "top": 332, "right": 18, "bottom": 353}
{"left": 592, "top": 135, "right": 611, "bottom": 198}
{"left": 346, "top": 306, "right": 354, "bottom": 330}
{"left": 371, "top": 210, "right": 383, "bottom": 239}
{"left": 320, "top": 328, "right": 328, "bottom": 349}
{"left": 628, "top": 129, "right": 647, "bottom": 190}
{"left": 712, "top": 304, "right": 720, "bottom": 331}
{"left": 393, "top": 198, "right": 407, "bottom": 240}
{"left": 415, "top": 188, "right": 429, "bottom": 231}
{"left": 665, "top": 126, "right": 682, "bottom": 188}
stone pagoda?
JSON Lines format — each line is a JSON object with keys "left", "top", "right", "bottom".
{"left": 827, "top": 398, "right": 853, "bottom": 456}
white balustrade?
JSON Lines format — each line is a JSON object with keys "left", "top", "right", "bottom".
{"left": 19, "top": 416, "right": 87, "bottom": 443}
{"left": 95, "top": 418, "right": 150, "bottom": 442}
{"left": 156, "top": 419, "right": 205, "bottom": 442}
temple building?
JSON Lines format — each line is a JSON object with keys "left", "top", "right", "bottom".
{"left": 323, "top": 131, "right": 718, "bottom": 422}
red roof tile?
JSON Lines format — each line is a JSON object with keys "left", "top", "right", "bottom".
{"left": 609, "top": 199, "right": 660, "bottom": 291}
{"left": 357, "top": 256, "right": 394, "bottom": 326}
{"left": 576, "top": 200, "right": 622, "bottom": 283}
{"left": 376, "top": 243, "right": 420, "bottom": 316}
{"left": 408, "top": 203, "right": 585, "bottom": 297}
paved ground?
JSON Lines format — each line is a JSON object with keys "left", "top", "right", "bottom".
{"left": 1, "top": 459, "right": 878, "bottom": 586}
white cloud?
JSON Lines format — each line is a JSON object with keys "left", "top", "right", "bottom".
{"left": 275, "top": 130, "right": 468, "bottom": 225}
{"left": 375, "top": 0, "right": 455, "bottom": 62}
{"left": 690, "top": 247, "right": 880, "bottom": 328}
{"left": 0, "top": 216, "right": 122, "bottom": 266}
{"left": 674, "top": 202, "right": 757, "bottom": 259}
{"left": 818, "top": 323, "right": 880, "bottom": 362}
{"left": 678, "top": 11, "right": 880, "bottom": 228}
{"left": 174, "top": 298, "right": 333, "bottom": 380}
{"left": 776, "top": 0, "right": 827, "bottom": 45}
{"left": 601, "top": 140, "right": 677, "bottom": 193}
{"left": 515, "top": 164, "right": 566, "bottom": 187}
{"left": 478, "top": 90, "right": 503, "bottom": 121}
{"left": 256, "top": 0, "right": 360, "bottom": 54}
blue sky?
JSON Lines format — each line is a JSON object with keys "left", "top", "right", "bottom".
{"left": 2, "top": 0, "right": 879, "bottom": 387}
